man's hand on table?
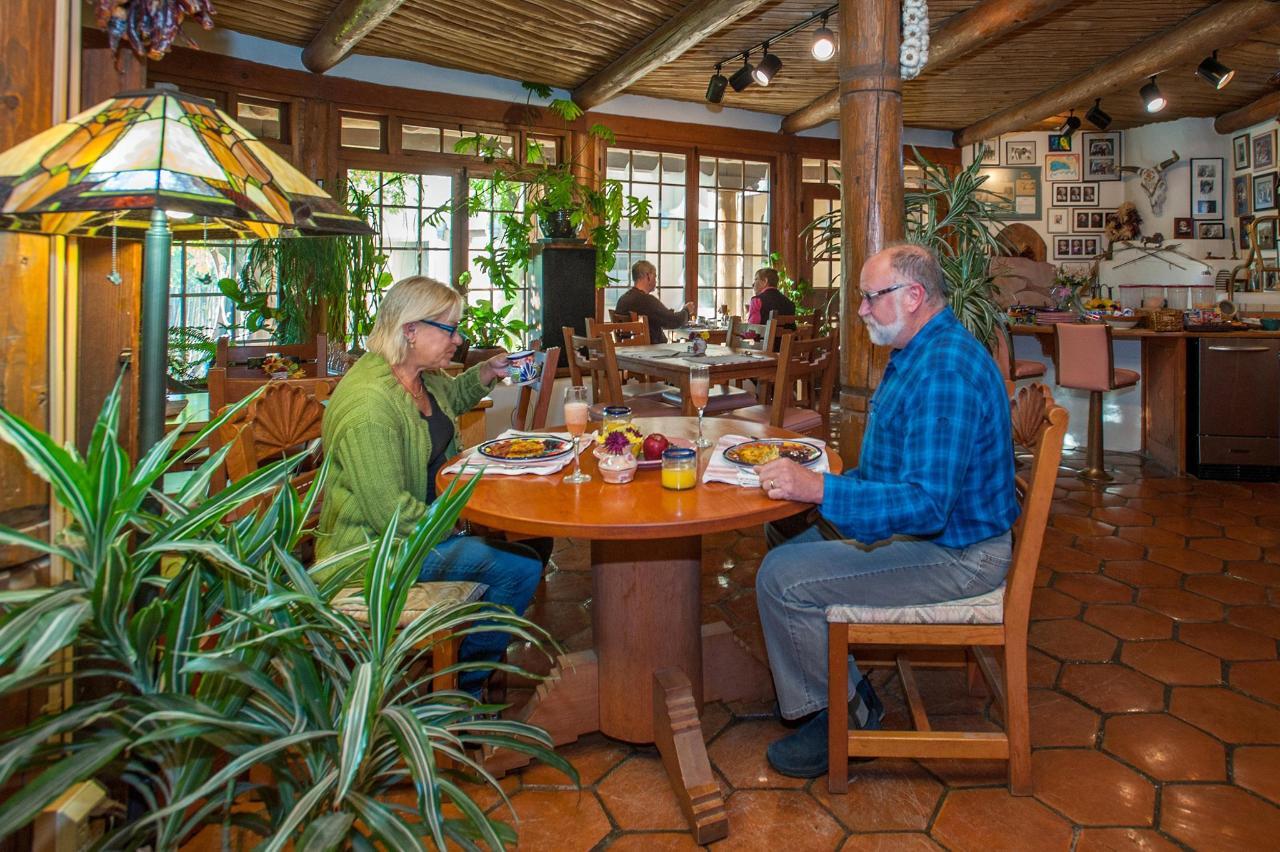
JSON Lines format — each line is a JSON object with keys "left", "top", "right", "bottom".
{"left": 756, "top": 458, "right": 824, "bottom": 503}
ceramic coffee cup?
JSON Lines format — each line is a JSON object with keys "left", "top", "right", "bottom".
{"left": 506, "top": 350, "right": 538, "bottom": 383}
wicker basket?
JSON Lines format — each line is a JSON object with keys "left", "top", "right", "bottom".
{"left": 1144, "top": 308, "right": 1184, "bottom": 332}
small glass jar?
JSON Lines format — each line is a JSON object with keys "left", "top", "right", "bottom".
{"left": 661, "top": 447, "right": 698, "bottom": 491}
{"left": 601, "top": 405, "right": 632, "bottom": 433}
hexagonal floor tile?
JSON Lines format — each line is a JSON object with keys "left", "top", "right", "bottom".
{"left": 1075, "top": 535, "right": 1147, "bottom": 561}
{"left": 1029, "top": 619, "right": 1118, "bottom": 662}
{"left": 1226, "top": 604, "right": 1280, "bottom": 639}
{"left": 714, "top": 790, "right": 845, "bottom": 851}
{"left": 1074, "top": 828, "right": 1184, "bottom": 851}
{"left": 1226, "top": 560, "right": 1280, "bottom": 586}
{"left": 1190, "top": 537, "right": 1263, "bottom": 562}
{"left": 1229, "top": 659, "right": 1280, "bottom": 704}
{"left": 1031, "top": 588, "right": 1084, "bottom": 620}
{"left": 1120, "top": 641, "right": 1223, "bottom": 685}
{"left": 810, "top": 759, "right": 943, "bottom": 833}
{"left": 500, "top": 789, "right": 612, "bottom": 851}
{"left": 1183, "top": 574, "right": 1269, "bottom": 605}
{"left": 1146, "top": 547, "right": 1224, "bottom": 575}
{"left": 1029, "top": 688, "right": 1100, "bottom": 747}
{"left": 1161, "top": 784, "right": 1280, "bottom": 852}
{"left": 596, "top": 754, "right": 692, "bottom": 831}
{"left": 1177, "top": 622, "right": 1276, "bottom": 660}
{"left": 607, "top": 833, "right": 701, "bottom": 851}
{"left": 1170, "top": 687, "right": 1280, "bottom": 743}
{"left": 1118, "top": 526, "right": 1186, "bottom": 549}
{"left": 840, "top": 834, "right": 943, "bottom": 852}
{"left": 930, "top": 788, "right": 1072, "bottom": 852}
{"left": 1083, "top": 604, "right": 1174, "bottom": 641}
{"left": 1135, "top": 588, "right": 1224, "bottom": 622}
{"left": 1104, "top": 560, "right": 1183, "bottom": 588}
{"left": 1103, "top": 714, "right": 1226, "bottom": 781}
{"left": 1093, "top": 506, "right": 1154, "bottom": 526}
{"left": 519, "top": 733, "right": 631, "bottom": 788}
{"left": 1059, "top": 663, "right": 1165, "bottom": 713}
{"left": 1053, "top": 573, "right": 1134, "bottom": 604}
{"left": 1234, "top": 746, "right": 1280, "bottom": 806}
{"left": 1154, "top": 515, "right": 1223, "bottom": 537}
{"left": 1031, "top": 749, "right": 1155, "bottom": 826}
{"left": 707, "top": 719, "right": 807, "bottom": 790}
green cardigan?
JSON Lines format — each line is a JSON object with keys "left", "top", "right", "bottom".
{"left": 315, "top": 353, "right": 495, "bottom": 563}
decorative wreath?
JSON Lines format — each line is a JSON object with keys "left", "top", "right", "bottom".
{"left": 901, "top": 0, "right": 930, "bottom": 80}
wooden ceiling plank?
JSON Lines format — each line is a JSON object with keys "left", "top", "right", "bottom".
{"left": 571, "top": 0, "right": 769, "bottom": 110}
{"left": 302, "top": 0, "right": 410, "bottom": 74}
{"left": 1215, "top": 89, "right": 1280, "bottom": 135}
{"left": 782, "top": 0, "right": 1077, "bottom": 134}
{"left": 954, "top": 0, "right": 1280, "bottom": 147}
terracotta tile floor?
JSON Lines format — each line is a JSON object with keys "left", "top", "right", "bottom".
{"left": 491, "top": 449, "right": 1280, "bottom": 851}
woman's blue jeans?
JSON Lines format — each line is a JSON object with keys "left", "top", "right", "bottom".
{"left": 418, "top": 534, "right": 543, "bottom": 692}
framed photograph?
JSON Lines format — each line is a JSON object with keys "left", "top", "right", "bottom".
{"left": 1082, "top": 131, "right": 1122, "bottom": 181}
{"left": 1072, "top": 209, "right": 1111, "bottom": 233}
{"left": 1046, "top": 208, "right": 1070, "bottom": 233}
{"left": 1197, "top": 222, "right": 1226, "bottom": 240}
{"left": 1254, "top": 171, "right": 1275, "bottom": 211}
{"left": 1234, "top": 133, "right": 1251, "bottom": 171}
{"left": 1045, "top": 153, "right": 1081, "bottom": 182}
{"left": 975, "top": 166, "right": 1041, "bottom": 220}
{"left": 1259, "top": 219, "right": 1277, "bottom": 250}
{"left": 1004, "top": 140, "right": 1036, "bottom": 165}
{"left": 973, "top": 139, "right": 999, "bottom": 165}
{"left": 1048, "top": 134, "right": 1072, "bottom": 152}
{"left": 1234, "top": 174, "right": 1252, "bottom": 217}
{"left": 1191, "top": 157, "right": 1225, "bottom": 220}
{"left": 1173, "top": 217, "right": 1194, "bottom": 239}
{"left": 1052, "top": 182, "right": 1099, "bottom": 207}
{"left": 1254, "top": 131, "right": 1275, "bottom": 171}
{"left": 1241, "top": 215, "right": 1256, "bottom": 250}
{"left": 1052, "top": 235, "right": 1101, "bottom": 260}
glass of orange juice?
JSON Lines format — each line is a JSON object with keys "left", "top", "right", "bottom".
{"left": 690, "top": 365, "right": 711, "bottom": 448}
{"left": 563, "top": 385, "right": 591, "bottom": 484}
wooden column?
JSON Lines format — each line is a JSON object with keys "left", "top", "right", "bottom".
{"left": 836, "top": 0, "right": 904, "bottom": 465}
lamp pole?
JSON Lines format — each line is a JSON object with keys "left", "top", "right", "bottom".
{"left": 139, "top": 207, "right": 171, "bottom": 453}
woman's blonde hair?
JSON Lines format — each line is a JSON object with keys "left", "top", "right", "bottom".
{"left": 365, "top": 275, "right": 463, "bottom": 366}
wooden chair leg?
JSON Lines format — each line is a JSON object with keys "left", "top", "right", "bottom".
{"left": 430, "top": 629, "right": 459, "bottom": 694}
{"left": 965, "top": 649, "right": 984, "bottom": 696}
{"left": 1003, "top": 641, "right": 1032, "bottom": 795}
{"left": 827, "top": 623, "right": 849, "bottom": 793}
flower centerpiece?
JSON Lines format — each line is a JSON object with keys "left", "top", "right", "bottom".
{"left": 597, "top": 423, "right": 643, "bottom": 457}
{"left": 261, "top": 352, "right": 305, "bottom": 379}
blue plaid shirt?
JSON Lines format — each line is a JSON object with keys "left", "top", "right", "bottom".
{"left": 822, "top": 309, "right": 1018, "bottom": 547}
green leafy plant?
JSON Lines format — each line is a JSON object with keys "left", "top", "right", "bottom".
{"left": 0, "top": 379, "right": 570, "bottom": 848}
{"left": 167, "top": 325, "right": 216, "bottom": 387}
{"left": 459, "top": 297, "right": 532, "bottom": 350}
{"left": 767, "top": 251, "right": 815, "bottom": 316}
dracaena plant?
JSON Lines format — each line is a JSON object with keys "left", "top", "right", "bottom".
{"left": 0, "top": 378, "right": 570, "bottom": 849}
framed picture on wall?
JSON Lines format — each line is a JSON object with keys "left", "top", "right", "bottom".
{"left": 1173, "top": 217, "right": 1194, "bottom": 239}
{"left": 1234, "top": 174, "right": 1252, "bottom": 217}
{"left": 1045, "top": 153, "right": 1081, "bottom": 181}
{"left": 1241, "top": 215, "right": 1256, "bottom": 250}
{"left": 1255, "top": 132, "right": 1276, "bottom": 170}
{"left": 1197, "top": 222, "right": 1226, "bottom": 240}
{"left": 973, "top": 139, "right": 999, "bottom": 165}
{"left": 1190, "top": 157, "right": 1225, "bottom": 220}
{"left": 975, "top": 166, "right": 1041, "bottom": 219}
{"left": 1072, "top": 209, "right": 1111, "bottom": 233}
{"left": 1005, "top": 140, "right": 1036, "bottom": 165}
{"left": 1052, "top": 235, "right": 1101, "bottom": 260}
{"left": 1259, "top": 219, "right": 1277, "bottom": 250}
{"left": 1254, "top": 171, "right": 1275, "bottom": 211}
{"left": 1046, "top": 208, "right": 1070, "bottom": 233}
{"left": 1082, "top": 132, "right": 1121, "bottom": 181}
{"left": 1234, "top": 133, "right": 1251, "bottom": 170}
{"left": 1052, "top": 182, "right": 1099, "bottom": 206}
{"left": 1048, "top": 134, "right": 1072, "bottom": 152}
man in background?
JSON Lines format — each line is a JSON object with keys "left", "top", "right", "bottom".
{"left": 616, "top": 260, "right": 695, "bottom": 344}
{"left": 747, "top": 267, "right": 796, "bottom": 325}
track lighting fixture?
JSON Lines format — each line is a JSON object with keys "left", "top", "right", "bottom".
{"left": 1196, "top": 50, "right": 1235, "bottom": 90}
{"left": 728, "top": 54, "right": 755, "bottom": 92}
{"left": 1085, "top": 98, "right": 1111, "bottom": 130}
{"left": 811, "top": 15, "right": 836, "bottom": 61}
{"left": 752, "top": 43, "right": 783, "bottom": 86}
{"left": 706, "top": 65, "right": 728, "bottom": 103}
{"left": 1140, "top": 75, "right": 1166, "bottom": 113}
{"left": 1058, "top": 110, "right": 1081, "bottom": 138}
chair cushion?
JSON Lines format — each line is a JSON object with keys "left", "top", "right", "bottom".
{"left": 825, "top": 583, "right": 1005, "bottom": 625}
{"left": 658, "top": 386, "right": 758, "bottom": 413}
{"left": 333, "top": 580, "right": 487, "bottom": 629}
{"left": 733, "top": 404, "right": 823, "bottom": 433}
{"left": 1112, "top": 368, "right": 1140, "bottom": 389}
{"left": 1013, "top": 359, "right": 1046, "bottom": 379}
{"left": 623, "top": 381, "right": 678, "bottom": 399}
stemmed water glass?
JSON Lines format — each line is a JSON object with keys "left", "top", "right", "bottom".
{"left": 689, "top": 365, "right": 711, "bottom": 449}
{"left": 563, "top": 385, "right": 592, "bottom": 484}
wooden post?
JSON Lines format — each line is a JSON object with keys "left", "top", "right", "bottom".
{"left": 836, "top": 0, "right": 904, "bottom": 466}
{"left": 1215, "top": 90, "right": 1280, "bottom": 136}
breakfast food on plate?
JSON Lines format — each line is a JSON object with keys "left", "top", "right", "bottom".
{"left": 724, "top": 439, "right": 821, "bottom": 466}
{"left": 479, "top": 437, "right": 566, "bottom": 460}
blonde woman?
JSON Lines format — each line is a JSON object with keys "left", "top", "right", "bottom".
{"left": 318, "top": 275, "right": 544, "bottom": 695}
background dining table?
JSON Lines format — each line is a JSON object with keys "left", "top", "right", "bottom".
{"left": 439, "top": 416, "right": 842, "bottom": 843}
{"left": 611, "top": 343, "right": 775, "bottom": 414}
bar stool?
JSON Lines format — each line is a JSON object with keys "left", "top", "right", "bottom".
{"left": 992, "top": 324, "right": 1046, "bottom": 382}
{"left": 1052, "top": 323, "right": 1139, "bottom": 482}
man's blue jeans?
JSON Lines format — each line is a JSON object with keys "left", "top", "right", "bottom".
{"left": 756, "top": 524, "right": 1012, "bottom": 719}
{"left": 419, "top": 534, "right": 543, "bottom": 691}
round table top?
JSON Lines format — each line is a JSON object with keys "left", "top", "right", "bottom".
{"left": 437, "top": 416, "right": 843, "bottom": 540}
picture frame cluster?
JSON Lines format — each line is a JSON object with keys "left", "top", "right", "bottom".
{"left": 1232, "top": 129, "right": 1277, "bottom": 251}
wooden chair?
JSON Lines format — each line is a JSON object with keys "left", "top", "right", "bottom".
{"left": 215, "top": 334, "right": 331, "bottom": 378}
{"left": 608, "top": 309, "right": 637, "bottom": 323}
{"left": 587, "top": 317, "right": 675, "bottom": 398}
{"left": 992, "top": 324, "right": 1046, "bottom": 382}
{"left": 562, "top": 326, "right": 676, "bottom": 419}
{"left": 207, "top": 368, "right": 340, "bottom": 414}
{"left": 510, "top": 346, "right": 561, "bottom": 430}
{"left": 826, "top": 384, "right": 1069, "bottom": 795}
{"left": 732, "top": 333, "right": 837, "bottom": 438}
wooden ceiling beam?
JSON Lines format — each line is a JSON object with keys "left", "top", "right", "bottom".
{"left": 572, "top": 0, "right": 768, "bottom": 110}
{"left": 302, "top": 0, "right": 408, "bottom": 74}
{"left": 782, "top": 0, "right": 1076, "bottom": 134}
{"left": 954, "top": 0, "right": 1280, "bottom": 147}
{"left": 1215, "top": 89, "right": 1280, "bottom": 136}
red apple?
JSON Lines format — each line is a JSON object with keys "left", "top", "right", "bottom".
{"left": 642, "top": 433, "right": 670, "bottom": 461}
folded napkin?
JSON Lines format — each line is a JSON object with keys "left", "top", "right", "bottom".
{"left": 702, "top": 434, "right": 832, "bottom": 488}
{"left": 442, "top": 430, "right": 594, "bottom": 477}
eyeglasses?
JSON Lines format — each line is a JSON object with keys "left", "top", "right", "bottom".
{"left": 859, "top": 282, "right": 911, "bottom": 306}
{"left": 420, "top": 318, "right": 467, "bottom": 341}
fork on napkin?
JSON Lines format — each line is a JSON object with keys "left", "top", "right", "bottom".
{"left": 442, "top": 430, "right": 594, "bottom": 477}
{"left": 701, "top": 434, "right": 831, "bottom": 488}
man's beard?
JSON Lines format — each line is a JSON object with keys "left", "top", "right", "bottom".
{"left": 866, "top": 312, "right": 906, "bottom": 346}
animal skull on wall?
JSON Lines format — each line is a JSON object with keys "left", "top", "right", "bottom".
{"left": 1119, "top": 151, "right": 1180, "bottom": 215}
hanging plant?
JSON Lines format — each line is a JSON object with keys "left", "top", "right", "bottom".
{"left": 92, "top": 0, "right": 217, "bottom": 63}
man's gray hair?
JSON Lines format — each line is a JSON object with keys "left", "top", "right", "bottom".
{"left": 887, "top": 243, "right": 947, "bottom": 303}
{"left": 631, "top": 260, "right": 655, "bottom": 282}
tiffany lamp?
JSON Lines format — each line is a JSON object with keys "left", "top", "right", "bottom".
{"left": 0, "top": 84, "right": 371, "bottom": 450}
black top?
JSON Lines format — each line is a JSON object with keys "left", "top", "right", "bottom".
{"left": 756, "top": 287, "right": 797, "bottom": 324}
{"left": 616, "top": 286, "right": 690, "bottom": 343}
{"left": 421, "top": 391, "right": 455, "bottom": 503}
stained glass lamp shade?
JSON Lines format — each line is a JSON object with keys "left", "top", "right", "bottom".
{"left": 0, "top": 86, "right": 370, "bottom": 238}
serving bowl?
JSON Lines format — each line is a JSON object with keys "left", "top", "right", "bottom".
{"left": 1102, "top": 316, "right": 1140, "bottom": 329}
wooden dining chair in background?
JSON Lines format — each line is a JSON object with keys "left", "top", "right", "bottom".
{"left": 825, "top": 383, "right": 1068, "bottom": 795}
{"left": 562, "top": 326, "right": 676, "bottom": 418}
{"left": 510, "top": 346, "right": 561, "bottom": 430}
{"left": 587, "top": 317, "right": 674, "bottom": 397}
{"left": 215, "top": 334, "right": 331, "bottom": 378}
{"left": 732, "top": 332, "right": 837, "bottom": 438}
{"left": 207, "top": 369, "right": 341, "bottom": 414}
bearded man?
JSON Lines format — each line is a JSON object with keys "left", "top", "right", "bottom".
{"left": 751, "top": 243, "right": 1019, "bottom": 778}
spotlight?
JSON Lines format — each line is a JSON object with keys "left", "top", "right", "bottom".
{"left": 753, "top": 43, "right": 783, "bottom": 86}
{"left": 1196, "top": 50, "right": 1235, "bottom": 90}
{"left": 1058, "top": 110, "right": 1081, "bottom": 138}
{"left": 1085, "top": 98, "right": 1111, "bottom": 130}
{"left": 729, "top": 54, "right": 755, "bottom": 92}
{"left": 811, "top": 16, "right": 836, "bottom": 61}
{"left": 1140, "top": 75, "right": 1166, "bottom": 113}
{"left": 706, "top": 65, "right": 728, "bottom": 103}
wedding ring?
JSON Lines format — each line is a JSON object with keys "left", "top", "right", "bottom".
{"left": 767, "top": 479, "right": 776, "bottom": 490}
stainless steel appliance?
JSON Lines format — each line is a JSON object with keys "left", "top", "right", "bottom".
{"left": 1195, "top": 339, "right": 1280, "bottom": 479}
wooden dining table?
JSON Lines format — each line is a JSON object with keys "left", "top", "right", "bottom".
{"left": 439, "top": 416, "right": 842, "bottom": 843}
{"left": 611, "top": 343, "right": 776, "bottom": 414}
